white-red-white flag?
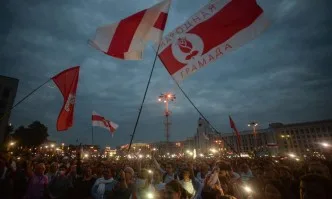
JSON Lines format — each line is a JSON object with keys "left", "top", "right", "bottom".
{"left": 157, "top": 0, "right": 269, "bottom": 81}
{"left": 92, "top": 111, "right": 119, "bottom": 135}
{"left": 89, "top": 0, "right": 171, "bottom": 60}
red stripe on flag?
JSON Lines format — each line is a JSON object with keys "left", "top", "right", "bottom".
{"left": 189, "top": 0, "right": 263, "bottom": 55}
{"left": 92, "top": 115, "right": 104, "bottom": 121}
{"left": 154, "top": 12, "right": 168, "bottom": 30}
{"left": 107, "top": 10, "right": 146, "bottom": 57}
{"left": 159, "top": 0, "right": 264, "bottom": 76}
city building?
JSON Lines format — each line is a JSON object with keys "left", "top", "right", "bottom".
{"left": 271, "top": 120, "right": 332, "bottom": 156}
{"left": 0, "top": 75, "right": 19, "bottom": 144}
{"left": 221, "top": 128, "right": 278, "bottom": 156}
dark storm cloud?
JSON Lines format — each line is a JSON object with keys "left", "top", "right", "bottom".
{"left": 1, "top": 0, "right": 331, "bottom": 147}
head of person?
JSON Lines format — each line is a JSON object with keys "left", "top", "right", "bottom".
{"left": 279, "top": 166, "right": 293, "bottom": 181}
{"left": 300, "top": 174, "right": 332, "bottom": 199}
{"left": 165, "top": 163, "right": 173, "bottom": 175}
{"left": 182, "top": 168, "right": 191, "bottom": 182}
{"left": 124, "top": 167, "right": 134, "bottom": 181}
{"left": 165, "top": 180, "right": 189, "bottom": 199}
{"left": 264, "top": 181, "right": 285, "bottom": 199}
{"left": 240, "top": 164, "right": 249, "bottom": 173}
{"left": 58, "top": 165, "right": 67, "bottom": 176}
{"left": 102, "top": 167, "right": 112, "bottom": 180}
{"left": 35, "top": 163, "right": 46, "bottom": 176}
{"left": 50, "top": 162, "right": 58, "bottom": 173}
{"left": 83, "top": 167, "right": 92, "bottom": 178}
{"left": 200, "top": 164, "right": 209, "bottom": 176}
{"left": 307, "top": 163, "right": 331, "bottom": 179}
{"left": 263, "top": 168, "right": 278, "bottom": 182}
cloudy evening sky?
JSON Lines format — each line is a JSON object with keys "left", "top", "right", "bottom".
{"left": 1, "top": 0, "right": 331, "bottom": 147}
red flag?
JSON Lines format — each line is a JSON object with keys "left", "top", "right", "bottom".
{"left": 92, "top": 111, "right": 119, "bottom": 136}
{"left": 89, "top": 0, "right": 171, "bottom": 60}
{"left": 157, "top": 0, "right": 269, "bottom": 81}
{"left": 229, "top": 115, "right": 241, "bottom": 151}
{"left": 52, "top": 66, "right": 80, "bottom": 131}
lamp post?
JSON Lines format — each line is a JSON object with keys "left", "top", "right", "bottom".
{"left": 158, "top": 93, "right": 176, "bottom": 142}
{"left": 248, "top": 122, "right": 258, "bottom": 149}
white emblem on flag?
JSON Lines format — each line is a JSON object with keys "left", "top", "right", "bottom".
{"left": 64, "top": 94, "right": 76, "bottom": 112}
{"left": 171, "top": 33, "right": 204, "bottom": 64}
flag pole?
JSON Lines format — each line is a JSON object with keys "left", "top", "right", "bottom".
{"left": 157, "top": 58, "right": 240, "bottom": 157}
{"left": 0, "top": 78, "right": 52, "bottom": 121}
{"left": 91, "top": 125, "right": 94, "bottom": 145}
{"left": 128, "top": 44, "right": 162, "bottom": 151}
{"left": 127, "top": 0, "right": 172, "bottom": 151}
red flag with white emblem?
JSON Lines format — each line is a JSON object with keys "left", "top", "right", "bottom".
{"left": 89, "top": 0, "right": 171, "bottom": 60}
{"left": 52, "top": 66, "right": 80, "bottom": 131}
{"left": 92, "top": 111, "right": 119, "bottom": 136}
{"left": 157, "top": 0, "right": 269, "bottom": 81}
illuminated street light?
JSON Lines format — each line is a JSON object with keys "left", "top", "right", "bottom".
{"left": 288, "top": 153, "right": 296, "bottom": 158}
{"left": 51, "top": 144, "right": 55, "bottom": 148}
{"left": 158, "top": 92, "right": 176, "bottom": 143}
{"left": 9, "top": 142, "right": 15, "bottom": 146}
{"left": 243, "top": 186, "right": 253, "bottom": 193}
{"left": 248, "top": 121, "right": 258, "bottom": 148}
{"left": 320, "top": 142, "right": 330, "bottom": 148}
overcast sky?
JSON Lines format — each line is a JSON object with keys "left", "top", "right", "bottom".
{"left": 1, "top": 0, "right": 331, "bottom": 148}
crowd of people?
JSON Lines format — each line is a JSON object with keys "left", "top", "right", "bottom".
{"left": 1, "top": 152, "right": 332, "bottom": 199}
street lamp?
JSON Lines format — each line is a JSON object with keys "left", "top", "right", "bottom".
{"left": 158, "top": 92, "right": 176, "bottom": 142}
{"left": 248, "top": 122, "right": 258, "bottom": 148}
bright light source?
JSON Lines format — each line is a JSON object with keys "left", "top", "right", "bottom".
{"left": 9, "top": 142, "right": 15, "bottom": 146}
{"left": 158, "top": 98, "right": 161, "bottom": 102}
{"left": 243, "top": 186, "right": 252, "bottom": 193}
{"left": 210, "top": 148, "right": 217, "bottom": 153}
{"left": 51, "top": 144, "right": 55, "bottom": 148}
{"left": 84, "top": 154, "right": 89, "bottom": 158}
{"left": 295, "top": 158, "right": 300, "bottom": 161}
{"left": 139, "top": 154, "right": 143, "bottom": 159}
{"left": 288, "top": 153, "right": 296, "bottom": 158}
{"left": 321, "top": 142, "right": 330, "bottom": 147}
{"left": 146, "top": 192, "right": 154, "bottom": 199}
{"left": 45, "top": 146, "right": 49, "bottom": 148}
{"left": 167, "top": 94, "right": 171, "bottom": 98}
{"left": 163, "top": 100, "right": 167, "bottom": 103}
{"left": 148, "top": 170, "right": 153, "bottom": 174}
{"left": 247, "top": 124, "right": 250, "bottom": 127}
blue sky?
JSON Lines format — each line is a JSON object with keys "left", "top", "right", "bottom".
{"left": 1, "top": 0, "right": 331, "bottom": 147}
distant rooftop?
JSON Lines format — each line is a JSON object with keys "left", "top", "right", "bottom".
{"left": 269, "top": 119, "right": 332, "bottom": 128}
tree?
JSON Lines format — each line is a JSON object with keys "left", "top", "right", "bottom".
{"left": 12, "top": 121, "right": 49, "bottom": 147}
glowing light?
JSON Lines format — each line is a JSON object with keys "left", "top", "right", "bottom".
{"left": 158, "top": 98, "right": 161, "bottom": 102}
{"left": 148, "top": 170, "right": 153, "bottom": 174}
{"left": 84, "top": 154, "right": 89, "bottom": 158}
{"left": 210, "top": 148, "right": 217, "bottom": 153}
{"left": 288, "top": 153, "right": 296, "bottom": 158}
{"left": 243, "top": 186, "right": 252, "bottom": 193}
{"left": 139, "top": 154, "right": 143, "bottom": 159}
{"left": 321, "top": 142, "right": 330, "bottom": 147}
{"left": 9, "top": 142, "right": 15, "bottom": 146}
{"left": 51, "top": 144, "right": 55, "bottom": 148}
{"left": 146, "top": 192, "right": 154, "bottom": 199}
